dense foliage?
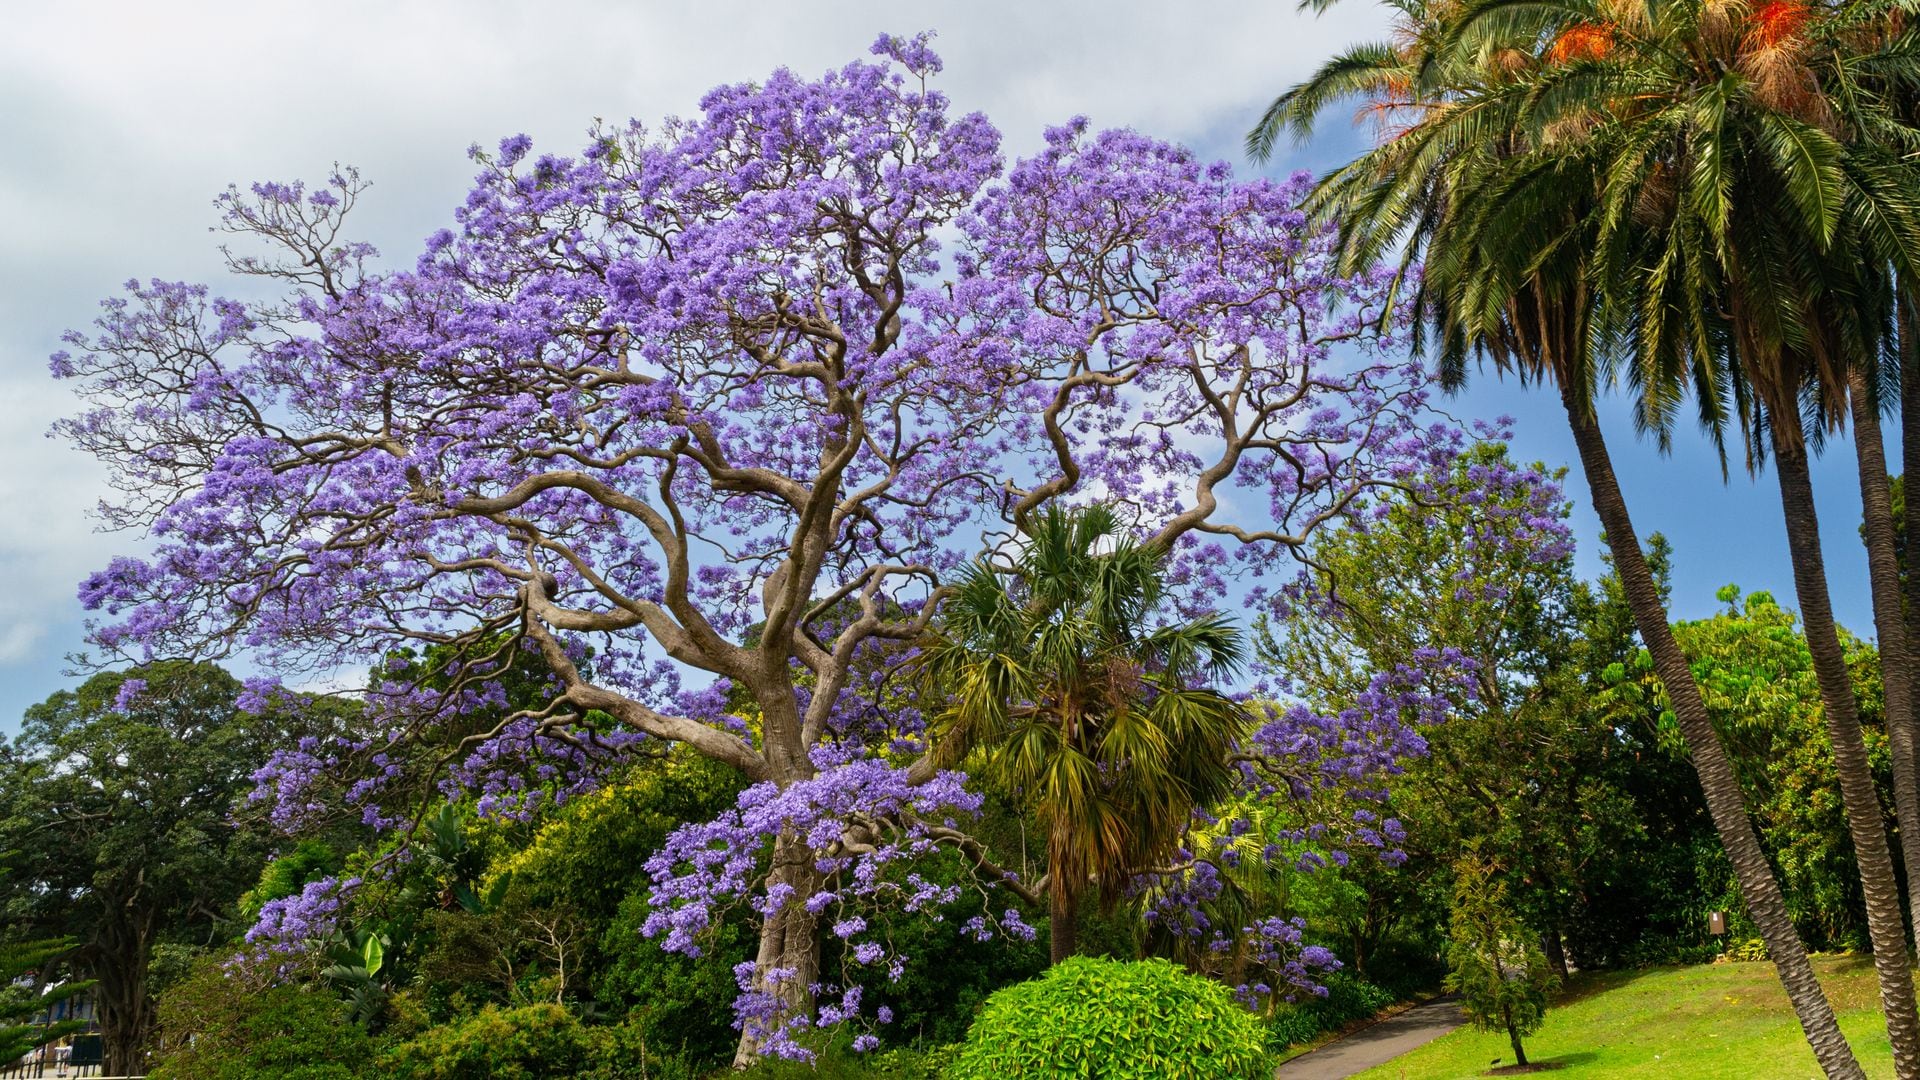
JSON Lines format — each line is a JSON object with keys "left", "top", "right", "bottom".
{"left": 946, "top": 957, "right": 1270, "bottom": 1080}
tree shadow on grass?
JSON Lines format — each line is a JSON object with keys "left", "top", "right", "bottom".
{"left": 1486, "top": 1050, "right": 1599, "bottom": 1074}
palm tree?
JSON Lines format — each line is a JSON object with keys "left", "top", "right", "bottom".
{"left": 1247, "top": 3, "right": 1872, "bottom": 1074}
{"left": 1821, "top": 11, "right": 1920, "bottom": 923}
{"left": 914, "top": 504, "right": 1253, "bottom": 964}
{"left": 1472, "top": 3, "right": 1920, "bottom": 1070}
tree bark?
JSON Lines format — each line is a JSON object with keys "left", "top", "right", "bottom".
{"left": 1049, "top": 821, "right": 1078, "bottom": 966}
{"left": 90, "top": 910, "right": 157, "bottom": 1079}
{"left": 1508, "top": 1015, "right": 1529, "bottom": 1068}
{"left": 1769, "top": 407, "right": 1920, "bottom": 1079}
{"left": 1850, "top": 363, "right": 1920, "bottom": 922}
{"left": 730, "top": 833, "right": 823, "bottom": 1069}
{"left": 1560, "top": 381, "right": 1865, "bottom": 1079}
{"left": 1900, "top": 294, "right": 1920, "bottom": 800}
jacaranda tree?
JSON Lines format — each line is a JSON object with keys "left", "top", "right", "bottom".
{"left": 53, "top": 35, "right": 1531, "bottom": 1062}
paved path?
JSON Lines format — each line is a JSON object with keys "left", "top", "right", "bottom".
{"left": 1274, "top": 995, "right": 1467, "bottom": 1080}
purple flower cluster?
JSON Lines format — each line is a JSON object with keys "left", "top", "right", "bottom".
{"left": 234, "top": 873, "right": 360, "bottom": 980}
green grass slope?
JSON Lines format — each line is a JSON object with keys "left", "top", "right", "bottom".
{"left": 1353, "top": 955, "right": 1895, "bottom": 1079}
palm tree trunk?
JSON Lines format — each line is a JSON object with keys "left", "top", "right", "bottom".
{"left": 1900, "top": 294, "right": 1920, "bottom": 779}
{"left": 1049, "top": 823, "right": 1078, "bottom": 965}
{"left": 1850, "top": 363, "right": 1920, "bottom": 918}
{"left": 1769, "top": 407, "right": 1920, "bottom": 1079}
{"left": 1559, "top": 381, "right": 1865, "bottom": 1079}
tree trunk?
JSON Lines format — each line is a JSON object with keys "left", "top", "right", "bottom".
{"left": 1542, "top": 928, "right": 1570, "bottom": 981}
{"left": 1900, "top": 294, "right": 1920, "bottom": 805}
{"left": 1049, "top": 822, "right": 1078, "bottom": 966}
{"left": 730, "top": 833, "right": 823, "bottom": 1069}
{"left": 1769, "top": 409, "right": 1920, "bottom": 1079}
{"left": 1850, "top": 363, "right": 1920, "bottom": 920}
{"left": 91, "top": 912, "right": 156, "bottom": 1079}
{"left": 1559, "top": 381, "right": 1865, "bottom": 1079}
{"left": 1508, "top": 1017, "right": 1529, "bottom": 1068}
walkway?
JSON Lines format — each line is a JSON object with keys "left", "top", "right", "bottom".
{"left": 1274, "top": 995, "right": 1467, "bottom": 1080}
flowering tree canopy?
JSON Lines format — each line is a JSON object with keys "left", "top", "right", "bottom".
{"left": 53, "top": 34, "right": 1521, "bottom": 1061}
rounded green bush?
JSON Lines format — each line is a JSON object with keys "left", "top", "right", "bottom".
{"left": 384, "top": 1004, "right": 594, "bottom": 1079}
{"left": 946, "top": 956, "right": 1269, "bottom": 1080}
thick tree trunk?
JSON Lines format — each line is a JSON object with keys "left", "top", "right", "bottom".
{"left": 1507, "top": 1017, "right": 1529, "bottom": 1067}
{"left": 1850, "top": 364, "right": 1920, "bottom": 919}
{"left": 1769, "top": 409, "right": 1920, "bottom": 1079}
{"left": 91, "top": 913, "right": 156, "bottom": 1079}
{"left": 731, "top": 833, "right": 823, "bottom": 1068}
{"left": 1560, "top": 382, "right": 1865, "bottom": 1079}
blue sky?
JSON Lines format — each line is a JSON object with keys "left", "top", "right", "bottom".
{"left": 0, "top": 2, "right": 1889, "bottom": 730}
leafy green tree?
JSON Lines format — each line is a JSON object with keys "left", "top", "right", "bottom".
{"left": 1607, "top": 587, "right": 1895, "bottom": 951}
{"left": 1258, "top": 446, "right": 1698, "bottom": 973}
{"left": 0, "top": 662, "right": 304, "bottom": 1074}
{"left": 1445, "top": 855, "right": 1557, "bottom": 1068}
{"left": 915, "top": 504, "right": 1253, "bottom": 964}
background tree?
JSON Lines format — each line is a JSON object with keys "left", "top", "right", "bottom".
{"left": 1601, "top": 586, "right": 1898, "bottom": 951}
{"left": 0, "top": 661, "right": 298, "bottom": 1074}
{"left": 1259, "top": 445, "right": 1720, "bottom": 974}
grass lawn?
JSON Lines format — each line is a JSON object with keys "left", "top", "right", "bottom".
{"left": 1351, "top": 954, "right": 1896, "bottom": 1079}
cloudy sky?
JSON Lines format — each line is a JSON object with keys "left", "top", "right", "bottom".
{"left": 0, "top": 1, "right": 1891, "bottom": 727}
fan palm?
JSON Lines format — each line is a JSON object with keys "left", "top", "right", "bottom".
{"left": 915, "top": 504, "right": 1253, "bottom": 965}
{"left": 1248, "top": 1, "right": 1875, "bottom": 1074}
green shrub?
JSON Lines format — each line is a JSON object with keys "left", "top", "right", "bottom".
{"left": 1264, "top": 971, "right": 1396, "bottom": 1050}
{"left": 384, "top": 1004, "right": 594, "bottom": 1079}
{"left": 1613, "top": 932, "right": 1722, "bottom": 968}
{"left": 946, "top": 957, "right": 1269, "bottom": 1080}
{"left": 595, "top": 887, "right": 752, "bottom": 1067}
{"left": 734, "top": 1039, "right": 955, "bottom": 1079}
{"left": 149, "top": 958, "right": 375, "bottom": 1080}
{"left": 383, "top": 1003, "right": 717, "bottom": 1079}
